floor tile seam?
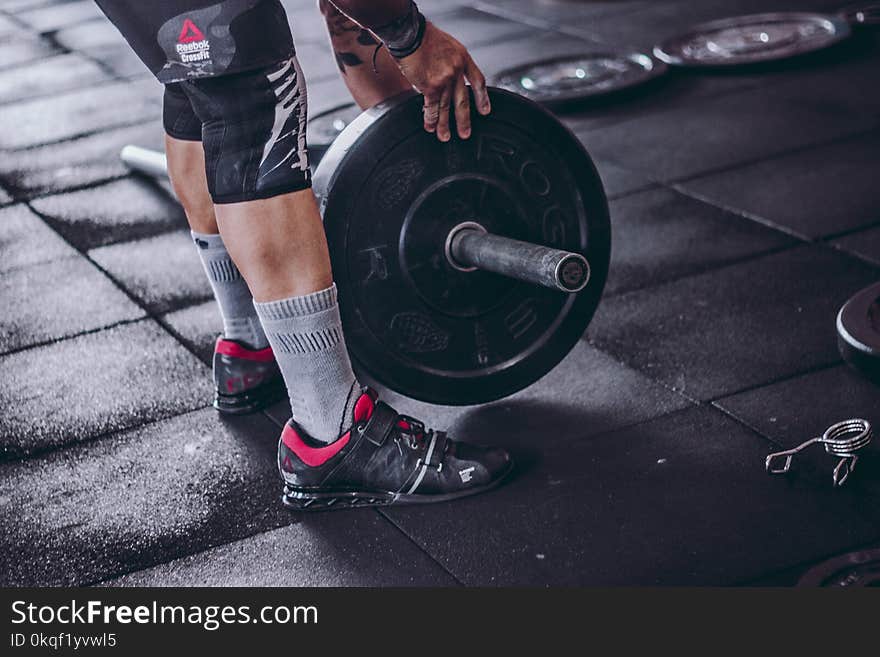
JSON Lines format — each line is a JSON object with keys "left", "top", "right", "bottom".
{"left": 22, "top": 200, "right": 212, "bottom": 364}
{"left": 1, "top": 401, "right": 213, "bottom": 468}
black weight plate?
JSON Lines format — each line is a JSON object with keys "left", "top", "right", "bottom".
{"left": 798, "top": 548, "right": 880, "bottom": 586}
{"left": 840, "top": 3, "right": 880, "bottom": 26}
{"left": 654, "top": 12, "right": 852, "bottom": 68}
{"left": 491, "top": 52, "right": 667, "bottom": 109}
{"left": 307, "top": 102, "right": 361, "bottom": 168}
{"left": 837, "top": 281, "right": 880, "bottom": 384}
{"left": 314, "top": 88, "right": 610, "bottom": 406}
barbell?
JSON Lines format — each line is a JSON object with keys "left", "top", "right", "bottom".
{"left": 121, "top": 88, "right": 611, "bottom": 405}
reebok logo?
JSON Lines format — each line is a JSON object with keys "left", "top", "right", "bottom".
{"left": 459, "top": 467, "right": 475, "bottom": 483}
{"left": 176, "top": 18, "right": 211, "bottom": 63}
{"left": 178, "top": 18, "right": 205, "bottom": 44}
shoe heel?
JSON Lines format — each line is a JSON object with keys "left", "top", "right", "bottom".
{"left": 214, "top": 380, "right": 286, "bottom": 415}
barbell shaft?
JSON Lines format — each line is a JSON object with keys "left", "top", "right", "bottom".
{"left": 449, "top": 228, "right": 590, "bottom": 293}
{"left": 119, "top": 145, "right": 591, "bottom": 293}
{"left": 121, "top": 145, "right": 168, "bottom": 179}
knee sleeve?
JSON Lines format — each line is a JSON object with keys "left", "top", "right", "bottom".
{"left": 180, "top": 55, "right": 312, "bottom": 204}
{"left": 163, "top": 83, "right": 202, "bottom": 141}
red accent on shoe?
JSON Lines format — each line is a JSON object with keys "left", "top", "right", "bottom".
{"left": 353, "top": 392, "right": 375, "bottom": 423}
{"left": 282, "top": 424, "right": 351, "bottom": 467}
{"left": 215, "top": 338, "right": 275, "bottom": 363}
{"left": 281, "top": 392, "right": 377, "bottom": 467}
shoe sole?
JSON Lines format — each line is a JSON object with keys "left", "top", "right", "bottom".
{"left": 214, "top": 380, "right": 287, "bottom": 416}
{"left": 280, "top": 459, "right": 515, "bottom": 511}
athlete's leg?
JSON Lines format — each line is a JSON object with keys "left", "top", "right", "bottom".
{"left": 319, "top": 0, "right": 411, "bottom": 109}
{"left": 180, "top": 57, "right": 360, "bottom": 443}
{"left": 214, "top": 191, "right": 331, "bottom": 302}
{"left": 163, "top": 85, "right": 270, "bottom": 354}
{"left": 165, "top": 135, "right": 217, "bottom": 235}
{"left": 217, "top": 190, "right": 361, "bottom": 443}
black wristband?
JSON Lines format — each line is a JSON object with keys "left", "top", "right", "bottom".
{"left": 374, "top": 1, "right": 427, "bottom": 59}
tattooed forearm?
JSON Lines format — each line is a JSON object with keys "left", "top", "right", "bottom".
{"left": 320, "top": 0, "right": 359, "bottom": 36}
{"left": 321, "top": 0, "right": 383, "bottom": 74}
{"left": 334, "top": 50, "right": 363, "bottom": 73}
{"left": 357, "top": 29, "right": 378, "bottom": 46}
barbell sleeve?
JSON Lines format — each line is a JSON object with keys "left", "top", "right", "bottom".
{"left": 448, "top": 226, "right": 590, "bottom": 293}
{"left": 121, "top": 145, "right": 168, "bottom": 179}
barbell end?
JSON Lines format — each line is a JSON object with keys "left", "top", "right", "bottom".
{"left": 555, "top": 253, "right": 590, "bottom": 293}
{"left": 449, "top": 224, "right": 591, "bottom": 293}
{"left": 120, "top": 145, "right": 169, "bottom": 180}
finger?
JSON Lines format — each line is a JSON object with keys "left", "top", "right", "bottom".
{"left": 423, "top": 92, "right": 440, "bottom": 133}
{"left": 436, "top": 86, "right": 452, "bottom": 142}
{"left": 453, "top": 77, "right": 471, "bottom": 140}
{"left": 465, "top": 55, "right": 491, "bottom": 115}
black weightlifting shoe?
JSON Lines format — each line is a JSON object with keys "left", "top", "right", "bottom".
{"left": 278, "top": 389, "right": 513, "bottom": 510}
{"left": 213, "top": 337, "right": 285, "bottom": 415}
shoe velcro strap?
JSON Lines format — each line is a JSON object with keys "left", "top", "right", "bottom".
{"left": 358, "top": 401, "right": 399, "bottom": 447}
{"left": 425, "top": 432, "right": 447, "bottom": 469}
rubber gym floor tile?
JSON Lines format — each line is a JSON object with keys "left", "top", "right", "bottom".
{"left": 561, "top": 70, "right": 766, "bottom": 138}
{"left": 304, "top": 75, "right": 355, "bottom": 118}
{"left": 90, "top": 231, "right": 213, "bottom": 315}
{"left": 0, "top": 255, "right": 143, "bottom": 354}
{"left": 564, "top": 0, "right": 845, "bottom": 50}
{"left": 0, "top": 78, "right": 161, "bottom": 149}
{"left": 283, "top": 1, "right": 466, "bottom": 45}
{"left": 382, "top": 405, "right": 880, "bottom": 586}
{"left": 0, "top": 13, "right": 18, "bottom": 36}
{"left": 604, "top": 187, "right": 795, "bottom": 297}
{"left": 266, "top": 340, "right": 692, "bottom": 449}
{"left": 0, "top": 52, "right": 109, "bottom": 105}
{"left": 52, "top": 16, "right": 128, "bottom": 51}
{"left": 0, "top": 204, "right": 76, "bottom": 272}
{"left": 433, "top": 7, "right": 531, "bottom": 49}
{"left": 573, "top": 85, "right": 876, "bottom": 184}
{"left": 286, "top": 6, "right": 332, "bottom": 46}
{"left": 593, "top": 160, "right": 654, "bottom": 199}
{"left": 0, "top": 320, "right": 212, "bottom": 461}
{"left": 162, "top": 300, "right": 221, "bottom": 364}
{"left": 279, "top": 0, "right": 321, "bottom": 10}
{"left": 0, "top": 33, "right": 60, "bottom": 72}
{"left": 0, "top": 121, "right": 165, "bottom": 198}
{"left": 0, "top": 204, "right": 75, "bottom": 272}
{"left": 673, "top": 27, "right": 880, "bottom": 121}
{"left": 715, "top": 365, "right": 880, "bottom": 506}
{"left": 586, "top": 244, "right": 880, "bottom": 401}
{"left": 0, "top": 408, "right": 293, "bottom": 586}
{"left": 401, "top": 0, "right": 469, "bottom": 16}
{"left": 2, "top": 0, "right": 71, "bottom": 13}
{"left": 470, "top": 31, "right": 611, "bottom": 80}
{"left": 14, "top": 0, "right": 103, "bottom": 32}
{"left": 475, "top": 0, "right": 649, "bottom": 26}
{"left": 280, "top": 0, "right": 464, "bottom": 45}
{"left": 79, "top": 41, "right": 151, "bottom": 79}
{"left": 2, "top": 0, "right": 61, "bottom": 12}
{"left": 292, "top": 40, "right": 340, "bottom": 85}
{"left": 30, "top": 177, "right": 187, "bottom": 250}
{"left": 678, "top": 132, "right": 880, "bottom": 240}
{"left": 762, "top": 35, "right": 880, "bottom": 117}
{"left": 108, "top": 512, "right": 458, "bottom": 587}
{"left": 831, "top": 226, "right": 880, "bottom": 266}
